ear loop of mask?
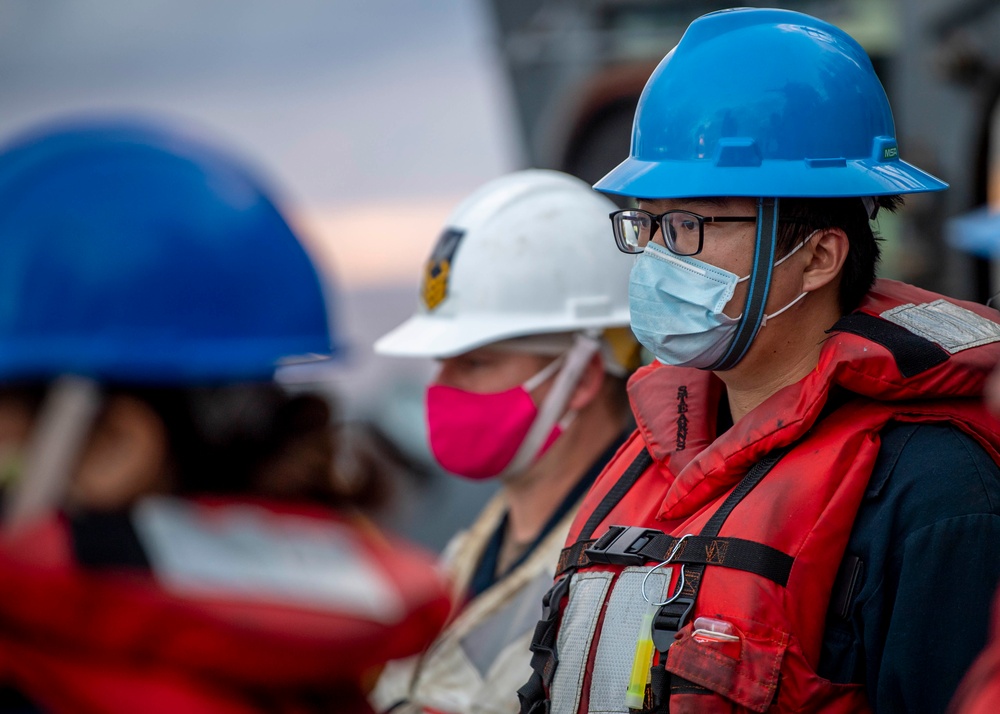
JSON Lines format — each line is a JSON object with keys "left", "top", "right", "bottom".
{"left": 4, "top": 376, "right": 102, "bottom": 534}
{"left": 733, "top": 229, "right": 818, "bottom": 285}
{"left": 521, "top": 351, "right": 568, "bottom": 392}
{"left": 760, "top": 291, "right": 810, "bottom": 326}
{"left": 732, "top": 230, "right": 820, "bottom": 325}
{"left": 501, "top": 332, "right": 601, "bottom": 478}
{"left": 759, "top": 230, "right": 820, "bottom": 326}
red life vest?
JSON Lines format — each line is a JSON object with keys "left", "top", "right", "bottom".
{"left": 0, "top": 497, "right": 451, "bottom": 714}
{"left": 535, "top": 280, "right": 1000, "bottom": 713}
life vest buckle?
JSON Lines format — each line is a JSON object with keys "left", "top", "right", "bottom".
{"left": 584, "top": 525, "right": 663, "bottom": 566}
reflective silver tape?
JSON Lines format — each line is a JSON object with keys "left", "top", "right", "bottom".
{"left": 588, "top": 567, "right": 671, "bottom": 713}
{"left": 881, "top": 299, "right": 1000, "bottom": 353}
{"left": 133, "top": 497, "right": 404, "bottom": 621}
{"left": 549, "top": 571, "right": 614, "bottom": 714}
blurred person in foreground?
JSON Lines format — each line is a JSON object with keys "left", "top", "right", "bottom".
{"left": 0, "top": 119, "right": 449, "bottom": 714}
{"left": 517, "top": 8, "right": 1000, "bottom": 714}
{"left": 369, "top": 170, "right": 639, "bottom": 714}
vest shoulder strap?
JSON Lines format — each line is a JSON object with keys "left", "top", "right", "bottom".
{"left": 829, "top": 312, "right": 949, "bottom": 378}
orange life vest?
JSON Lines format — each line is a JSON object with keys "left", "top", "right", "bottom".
{"left": 0, "top": 497, "right": 451, "bottom": 714}
{"left": 521, "top": 280, "right": 1000, "bottom": 713}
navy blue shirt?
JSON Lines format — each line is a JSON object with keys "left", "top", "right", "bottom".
{"left": 818, "top": 422, "right": 1000, "bottom": 713}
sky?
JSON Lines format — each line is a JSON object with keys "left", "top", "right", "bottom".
{"left": 0, "top": 0, "right": 522, "bottom": 287}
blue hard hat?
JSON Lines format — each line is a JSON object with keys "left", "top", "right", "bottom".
{"left": 595, "top": 7, "right": 947, "bottom": 199}
{"left": 0, "top": 118, "right": 341, "bottom": 384}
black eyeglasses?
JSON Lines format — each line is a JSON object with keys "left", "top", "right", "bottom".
{"left": 610, "top": 208, "right": 758, "bottom": 256}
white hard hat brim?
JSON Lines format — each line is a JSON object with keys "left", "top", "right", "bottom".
{"left": 373, "top": 310, "right": 629, "bottom": 359}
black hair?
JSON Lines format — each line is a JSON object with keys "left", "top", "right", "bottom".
{"left": 776, "top": 196, "right": 904, "bottom": 313}
{"left": 122, "top": 384, "right": 338, "bottom": 502}
{"left": 1, "top": 381, "right": 402, "bottom": 513}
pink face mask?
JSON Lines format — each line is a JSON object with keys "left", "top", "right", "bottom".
{"left": 425, "top": 358, "right": 564, "bottom": 480}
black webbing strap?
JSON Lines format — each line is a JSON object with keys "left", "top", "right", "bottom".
{"left": 573, "top": 530, "right": 793, "bottom": 587}
{"left": 551, "top": 448, "right": 655, "bottom": 591}
{"left": 647, "top": 446, "right": 791, "bottom": 711}
{"left": 518, "top": 573, "right": 572, "bottom": 713}
{"left": 518, "top": 447, "right": 653, "bottom": 714}
{"left": 647, "top": 668, "right": 713, "bottom": 712}
{"left": 689, "top": 446, "right": 788, "bottom": 548}
{"left": 829, "top": 312, "right": 949, "bottom": 378}
{"left": 579, "top": 448, "right": 653, "bottom": 540}
{"left": 556, "top": 538, "right": 595, "bottom": 574}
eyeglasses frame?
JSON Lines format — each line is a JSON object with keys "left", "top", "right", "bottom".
{"left": 610, "top": 208, "right": 760, "bottom": 256}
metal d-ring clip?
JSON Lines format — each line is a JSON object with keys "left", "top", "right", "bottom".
{"left": 640, "top": 533, "right": 693, "bottom": 606}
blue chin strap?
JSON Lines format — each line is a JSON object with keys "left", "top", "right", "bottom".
{"left": 707, "top": 197, "right": 779, "bottom": 371}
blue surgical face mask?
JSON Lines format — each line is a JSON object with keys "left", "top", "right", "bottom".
{"left": 628, "top": 232, "right": 817, "bottom": 369}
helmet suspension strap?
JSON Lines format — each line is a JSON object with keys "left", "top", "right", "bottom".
{"left": 708, "top": 197, "right": 780, "bottom": 371}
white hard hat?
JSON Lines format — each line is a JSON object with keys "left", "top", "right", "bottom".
{"left": 375, "top": 169, "right": 633, "bottom": 359}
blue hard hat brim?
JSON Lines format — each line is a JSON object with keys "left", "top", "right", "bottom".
{"left": 594, "top": 156, "right": 948, "bottom": 199}
{"left": 0, "top": 337, "right": 342, "bottom": 385}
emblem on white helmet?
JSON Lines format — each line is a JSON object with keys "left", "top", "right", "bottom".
{"left": 375, "top": 169, "right": 634, "bottom": 359}
{"left": 422, "top": 228, "right": 464, "bottom": 311}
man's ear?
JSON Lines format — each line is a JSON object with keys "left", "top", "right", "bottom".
{"left": 69, "top": 395, "right": 171, "bottom": 510}
{"left": 802, "top": 227, "right": 849, "bottom": 293}
{"left": 567, "top": 353, "right": 607, "bottom": 412}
